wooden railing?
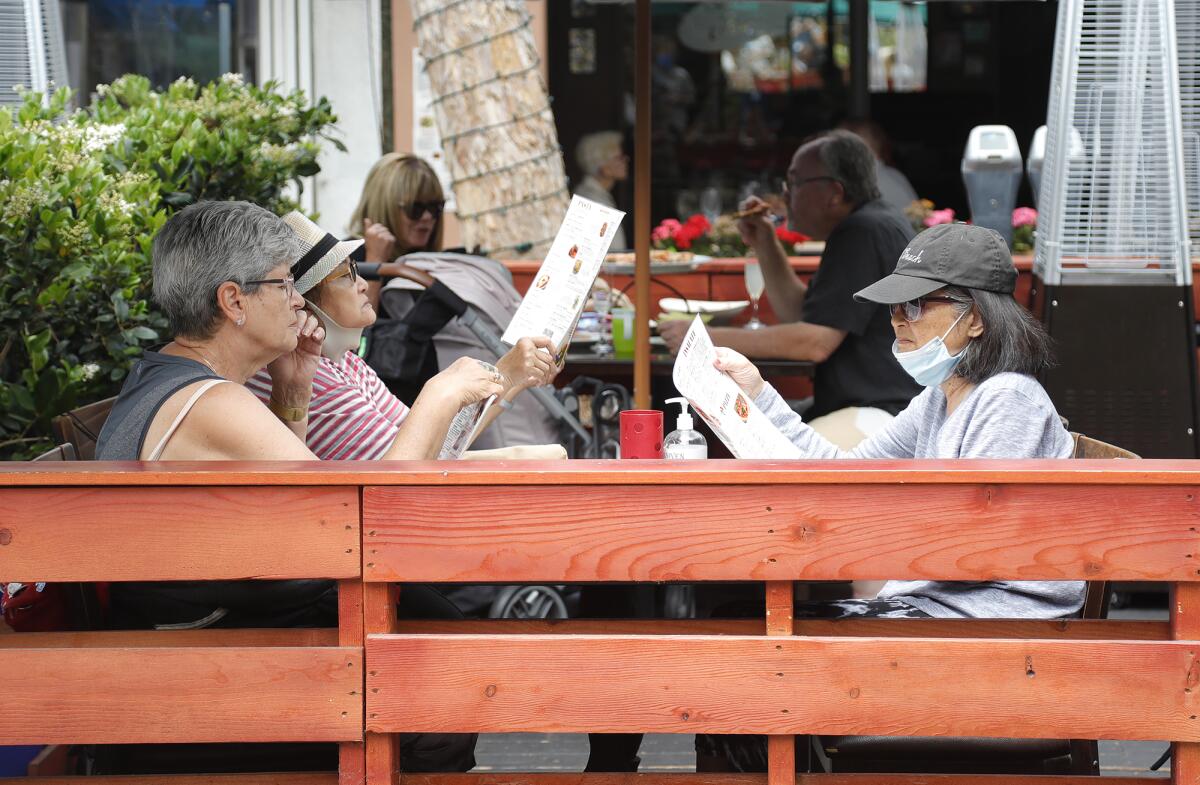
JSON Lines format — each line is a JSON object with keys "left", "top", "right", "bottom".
{"left": 1, "top": 460, "right": 1197, "bottom": 785}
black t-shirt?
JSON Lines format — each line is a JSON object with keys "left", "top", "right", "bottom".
{"left": 801, "top": 199, "right": 922, "bottom": 419}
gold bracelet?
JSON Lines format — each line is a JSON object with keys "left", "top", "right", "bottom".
{"left": 269, "top": 399, "right": 308, "bottom": 422}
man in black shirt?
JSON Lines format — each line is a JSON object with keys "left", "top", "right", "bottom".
{"left": 663, "top": 130, "right": 920, "bottom": 445}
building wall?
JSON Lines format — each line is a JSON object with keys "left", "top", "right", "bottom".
{"left": 258, "top": 0, "right": 385, "bottom": 235}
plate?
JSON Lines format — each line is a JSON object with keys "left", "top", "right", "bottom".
{"left": 658, "top": 298, "right": 750, "bottom": 321}
{"left": 601, "top": 255, "right": 713, "bottom": 275}
{"left": 570, "top": 331, "right": 600, "bottom": 344}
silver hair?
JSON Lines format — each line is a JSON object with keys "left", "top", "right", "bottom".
{"left": 943, "top": 286, "right": 1056, "bottom": 383}
{"left": 808, "top": 129, "right": 882, "bottom": 206}
{"left": 575, "top": 131, "right": 623, "bottom": 177}
{"left": 152, "top": 201, "right": 301, "bottom": 339}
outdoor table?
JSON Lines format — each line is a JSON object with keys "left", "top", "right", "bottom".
{"left": 564, "top": 349, "right": 815, "bottom": 379}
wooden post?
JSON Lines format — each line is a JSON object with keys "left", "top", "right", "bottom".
{"left": 1173, "top": 583, "right": 1200, "bottom": 785}
{"left": 365, "top": 583, "right": 402, "bottom": 785}
{"left": 766, "top": 581, "right": 796, "bottom": 785}
{"left": 632, "top": 0, "right": 652, "bottom": 409}
{"left": 339, "top": 578, "right": 366, "bottom": 785}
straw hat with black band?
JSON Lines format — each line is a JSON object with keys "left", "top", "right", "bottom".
{"left": 281, "top": 211, "right": 366, "bottom": 360}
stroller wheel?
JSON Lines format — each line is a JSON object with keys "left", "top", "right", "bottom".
{"left": 491, "top": 585, "right": 569, "bottom": 619}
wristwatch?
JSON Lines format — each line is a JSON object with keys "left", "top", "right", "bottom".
{"left": 269, "top": 399, "right": 308, "bottom": 422}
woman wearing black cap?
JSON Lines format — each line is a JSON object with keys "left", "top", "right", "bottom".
{"left": 719, "top": 222, "right": 1081, "bottom": 620}
{"left": 696, "top": 223, "right": 1083, "bottom": 772}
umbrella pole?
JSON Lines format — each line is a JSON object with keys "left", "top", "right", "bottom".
{"left": 633, "top": 0, "right": 652, "bottom": 409}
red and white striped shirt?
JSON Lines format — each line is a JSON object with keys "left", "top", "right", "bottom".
{"left": 247, "top": 352, "right": 410, "bottom": 460}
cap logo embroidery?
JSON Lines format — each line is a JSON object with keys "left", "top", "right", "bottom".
{"left": 900, "top": 248, "right": 924, "bottom": 264}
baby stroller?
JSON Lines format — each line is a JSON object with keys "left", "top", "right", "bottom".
{"left": 358, "top": 258, "right": 612, "bottom": 458}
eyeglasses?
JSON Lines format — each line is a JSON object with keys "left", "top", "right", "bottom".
{"left": 400, "top": 200, "right": 445, "bottom": 221}
{"left": 323, "top": 258, "right": 359, "bottom": 285}
{"left": 782, "top": 175, "right": 838, "bottom": 196}
{"left": 889, "top": 295, "right": 962, "bottom": 322}
{"left": 243, "top": 274, "right": 296, "bottom": 300}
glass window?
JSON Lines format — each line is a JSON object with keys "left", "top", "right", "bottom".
{"left": 61, "top": 0, "right": 258, "bottom": 100}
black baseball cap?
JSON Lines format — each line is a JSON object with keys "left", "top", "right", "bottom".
{"left": 854, "top": 223, "right": 1017, "bottom": 305}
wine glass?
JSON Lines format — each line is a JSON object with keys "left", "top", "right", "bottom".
{"left": 700, "top": 186, "right": 722, "bottom": 224}
{"left": 591, "top": 283, "right": 614, "bottom": 356}
{"left": 744, "top": 261, "right": 765, "bottom": 330}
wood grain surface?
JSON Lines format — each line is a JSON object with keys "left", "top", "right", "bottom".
{"left": 2, "top": 646, "right": 362, "bottom": 744}
{"left": 0, "top": 485, "right": 360, "bottom": 581}
{"left": 365, "top": 634, "right": 1198, "bottom": 741}
{"left": 4, "top": 460, "right": 1200, "bottom": 487}
{"left": 363, "top": 484, "right": 1198, "bottom": 583}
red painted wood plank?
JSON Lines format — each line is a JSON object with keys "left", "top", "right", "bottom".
{"left": 1, "top": 486, "right": 360, "bottom": 582}
{"left": 5, "top": 460, "right": 1200, "bottom": 487}
{"left": 365, "top": 634, "right": 1198, "bottom": 741}
{"left": 365, "top": 582, "right": 401, "bottom": 785}
{"left": 2, "top": 646, "right": 362, "bottom": 744}
{"left": 386, "top": 618, "right": 1169, "bottom": 640}
{"left": 339, "top": 575, "right": 366, "bottom": 785}
{"left": 1174, "top": 584, "right": 1200, "bottom": 785}
{"left": 363, "top": 484, "right": 1198, "bottom": 583}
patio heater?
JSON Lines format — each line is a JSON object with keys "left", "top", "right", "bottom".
{"left": 961, "top": 125, "right": 1022, "bottom": 245}
{"left": 1034, "top": 0, "right": 1198, "bottom": 458}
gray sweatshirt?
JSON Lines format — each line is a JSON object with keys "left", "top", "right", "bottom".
{"left": 754, "top": 372, "right": 1084, "bottom": 619}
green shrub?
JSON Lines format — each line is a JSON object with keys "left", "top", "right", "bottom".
{"left": 0, "top": 75, "right": 341, "bottom": 459}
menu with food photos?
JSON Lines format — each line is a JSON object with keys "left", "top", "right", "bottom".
{"left": 501, "top": 195, "right": 625, "bottom": 358}
{"left": 438, "top": 395, "right": 497, "bottom": 460}
{"left": 671, "top": 316, "right": 802, "bottom": 460}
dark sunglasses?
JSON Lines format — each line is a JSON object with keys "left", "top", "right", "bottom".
{"left": 401, "top": 200, "right": 445, "bottom": 221}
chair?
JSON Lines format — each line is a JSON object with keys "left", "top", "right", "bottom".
{"left": 815, "top": 432, "right": 1137, "bottom": 776}
{"left": 51, "top": 396, "right": 115, "bottom": 460}
{"left": 31, "top": 443, "right": 77, "bottom": 462}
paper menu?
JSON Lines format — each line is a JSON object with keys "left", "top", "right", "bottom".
{"left": 501, "top": 195, "right": 625, "bottom": 353}
{"left": 671, "top": 316, "right": 802, "bottom": 460}
{"left": 438, "top": 395, "right": 497, "bottom": 460}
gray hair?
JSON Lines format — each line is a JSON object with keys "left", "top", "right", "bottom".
{"left": 808, "top": 129, "right": 881, "bottom": 206}
{"left": 943, "top": 286, "right": 1056, "bottom": 384}
{"left": 152, "top": 201, "right": 301, "bottom": 339}
{"left": 576, "top": 131, "right": 623, "bottom": 177}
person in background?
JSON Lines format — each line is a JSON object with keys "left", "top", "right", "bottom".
{"left": 838, "top": 118, "right": 919, "bottom": 212}
{"left": 696, "top": 222, "right": 1083, "bottom": 773}
{"left": 246, "top": 211, "right": 560, "bottom": 460}
{"left": 661, "top": 130, "right": 920, "bottom": 450}
{"left": 574, "top": 131, "right": 629, "bottom": 249}
{"left": 349, "top": 153, "right": 560, "bottom": 450}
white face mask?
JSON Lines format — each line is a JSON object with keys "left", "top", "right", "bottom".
{"left": 891, "top": 308, "right": 968, "bottom": 388}
{"left": 304, "top": 299, "right": 364, "bottom": 360}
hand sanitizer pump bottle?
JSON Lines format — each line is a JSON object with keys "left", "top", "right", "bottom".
{"left": 663, "top": 397, "right": 708, "bottom": 459}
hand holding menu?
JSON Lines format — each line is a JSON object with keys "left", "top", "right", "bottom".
{"left": 671, "top": 316, "right": 802, "bottom": 459}
{"left": 502, "top": 196, "right": 625, "bottom": 355}
{"left": 438, "top": 395, "right": 497, "bottom": 460}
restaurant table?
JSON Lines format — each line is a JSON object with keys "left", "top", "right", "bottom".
{"left": 563, "top": 350, "right": 814, "bottom": 379}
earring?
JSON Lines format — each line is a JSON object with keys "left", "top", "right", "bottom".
{"left": 236, "top": 316, "right": 245, "bottom": 327}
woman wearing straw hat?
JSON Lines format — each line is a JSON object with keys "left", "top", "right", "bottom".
{"left": 246, "top": 211, "right": 560, "bottom": 459}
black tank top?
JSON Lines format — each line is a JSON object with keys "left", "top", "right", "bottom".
{"left": 95, "top": 352, "right": 219, "bottom": 460}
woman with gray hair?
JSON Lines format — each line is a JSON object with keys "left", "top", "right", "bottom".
{"left": 574, "top": 130, "right": 628, "bottom": 249}
{"left": 696, "top": 222, "right": 1082, "bottom": 772}
{"left": 96, "top": 200, "right": 502, "bottom": 462}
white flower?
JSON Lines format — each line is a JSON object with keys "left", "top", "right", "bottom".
{"left": 220, "top": 72, "right": 245, "bottom": 87}
{"left": 81, "top": 122, "right": 125, "bottom": 153}
{"left": 81, "top": 363, "right": 100, "bottom": 381}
